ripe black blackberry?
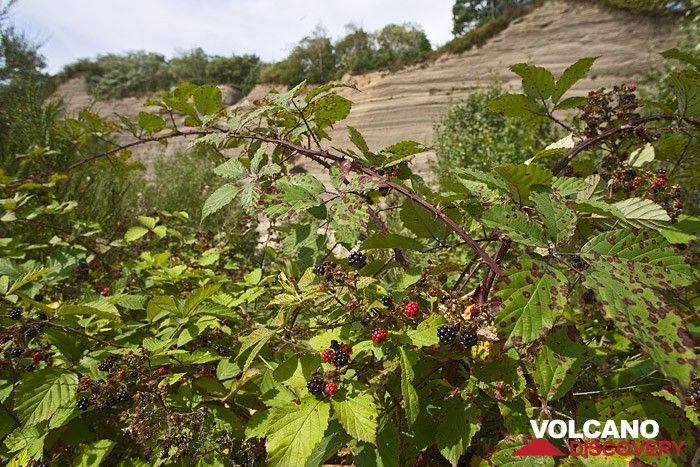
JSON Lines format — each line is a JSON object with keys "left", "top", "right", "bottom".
{"left": 330, "top": 340, "right": 341, "bottom": 351}
{"left": 114, "top": 389, "right": 130, "bottom": 403}
{"left": 37, "top": 461, "right": 49, "bottom": 467}
{"left": 380, "top": 295, "right": 393, "bottom": 307}
{"left": 332, "top": 350, "right": 350, "bottom": 367}
{"left": 76, "top": 396, "right": 90, "bottom": 410}
{"left": 24, "top": 326, "right": 38, "bottom": 338}
{"left": 313, "top": 263, "right": 326, "bottom": 275}
{"left": 622, "top": 169, "right": 636, "bottom": 181}
{"left": 97, "top": 356, "right": 115, "bottom": 371}
{"left": 460, "top": 332, "right": 478, "bottom": 348}
{"left": 9, "top": 308, "right": 22, "bottom": 320}
{"left": 347, "top": 250, "right": 367, "bottom": 269}
{"left": 36, "top": 311, "right": 47, "bottom": 321}
{"left": 215, "top": 344, "right": 229, "bottom": 356}
{"left": 307, "top": 376, "right": 325, "bottom": 395}
{"left": 9, "top": 346, "right": 23, "bottom": 357}
{"left": 437, "top": 325, "right": 458, "bottom": 345}
{"left": 24, "top": 363, "right": 35, "bottom": 372}
{"left": 582, "top": 289, "right": 595, "bottom": 304}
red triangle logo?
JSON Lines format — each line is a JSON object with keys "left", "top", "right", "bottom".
{"left": 513, "top": 438, "right": 567, "bottom": 457}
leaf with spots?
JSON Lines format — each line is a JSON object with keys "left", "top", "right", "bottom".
{"left": 532, "top": 327, "right": 588, "bottom": 401}
{"left": 492, "top": 258, "right": 568, "bottom": 347}
{"left": 492, "top": 164, "right": 553, "bottom": 204}
{"left": 482, "top": 205, "right": 546, "bottom": 248}
{"left": 578, "top": 394, "right": 698, "bottom": 466}
{"left": 581, "top": 229, "right": 695, "bottom": 388}
{"left": 330, "top": 194, "right": 368, "bottom": 247}
{"left": 531, "top": 192, "right": 577, "bottom": 245}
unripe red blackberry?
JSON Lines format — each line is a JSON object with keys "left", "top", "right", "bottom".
{"left": 32, "top": 351, "right": 42, "bottom": 363}
{"left": 321, "top": 348, "right": 334, "bottom": 363}
{"left": 631, "top": 175, "right": 642, "bottom": 187}
{"left": 157, "top": 366, "right": 167, "bottom": 375}
{"left": 403, "top": 301, "right": 419, "bottom": 318}
{"left": 116, "top": 368, "right": 126, "bottom": 380}
{"left": 100, "top": 287, "right": 110, "bottom": 297}
{"left": 371, "top": 327, "right": 388, "bottom": 344}
{"left": 307, "top": 376, "right": 325, "bottom": 395}
{"left": 179, "top": 375, "right": 188, "bottom": 383}
{"left": 339, "top": 343, "right": 352, "bottom": 355}
{"left": 324, "top": 382, "right": 338, "bottom": 396}
{"left": 654, "top": 177, "right": 666, "bottom": 187}
{"left": 437, "top": 325, "right": 458, "bottom": 345}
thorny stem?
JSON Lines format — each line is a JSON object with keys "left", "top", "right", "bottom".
{"left": 479, "top": 237, "right": 512, "bottom": 305}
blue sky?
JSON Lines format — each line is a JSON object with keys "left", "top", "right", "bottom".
{"left": 10, "top": 0, "right": 454, "bottom": 74}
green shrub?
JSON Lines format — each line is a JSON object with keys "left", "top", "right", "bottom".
{"left": 433, "top": 87, "right": 560, "bottom": 176}
{"left": 83, "top": 51, "right": 173, "bottom": 99}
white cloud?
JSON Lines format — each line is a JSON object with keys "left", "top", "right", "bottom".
{"left": 10, "top": 0, "right": 454, "bottom": 73}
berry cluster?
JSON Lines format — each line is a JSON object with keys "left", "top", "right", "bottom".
{"left": 582, "top": 84, "right": 639, "bottom": 138}
{"left": 347, "top": 250, "right": 367, "bottom": 269}
{"left": 437, "top": 325, "right": 458, "bottom": 344}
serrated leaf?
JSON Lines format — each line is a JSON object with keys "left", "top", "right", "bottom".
{"left": 137, "top": 112, "right": 166, "bottom": 134}
{"left": 15, "top": 369, "right": 78, "bottom": 426}
{"left": 183, "top": 283, "right": 221, "bottom": 316}
{"left": 531, "top": 192, "right": 576, "bottom": 244}
{"left": 201, "top": 184, "right": 240, "bottom": 221}
{"left": 399, "top": 199, "right": 450, "bottom": 242}
{"left": 661, "top": 47, "right": 700, "bottom": 68}
{"left": 627, "top": 143, "right": 655, "bottom": 167}
{"left": 488, "top": 93, "right": 548, "bottom": 124}
{"left": 193, "top": 84, "right": 222, "bottom": 116}
{"left": 399, "top": 347, "right": 419, "bottom": 426}
{"left": 511, "top": 63, "right": 555, "bottom": 101}
{"left": 554, "top": 96, "right": 587, "bottom": 110}
{"left": 609, "top": 197, "right": 670, "bottom": 230}
{"left": 124, "top": 226, "right": 148, "bottom": 243}
{"left": 265, "top": 397, "right": 330, "bottom": 467}
{"left": 492, "top": 164, "right": 552, "bottom": 204}
{"left": 273, "top": 355, "right": 319, "bottom": 390}
{"left": 581, "top": 229, "right": 694, "bottom": 388}
{"left": 347, "top": 126, "right": 369, "bottom": 154}
{"left": 312, "top": 94, "right": 351, "bottom": 130}
{"left": 482, "top": 204, "right": 546, "bottom": 248}
{"left": 354, "top": 420, "right": 399, "bottom": 467}
{"left": 331, "top": 391, "right": 378, "bottom": 443}
{"left": 237, "top": 328, "right": 275, "bottom": 373}
{"left": 305, "top": 420, "right": 352, "bottom": 467}
{"left": 575, "top": 174, "right": 606, "bottom": 201}
{"left": 551, "top": 57, "right": 597, "bottom": 103}
{"left": 436, "top": 399, "right": 481, "bottom": 466}
{"left": 668, "top": 68, "right": 700, "bottom": 118}
{"left": 8, "top": 268, "right": 50, "bottom": 294}
{"left": 532, "top": 327, "right": 587, "bottom": 401}
{"left": 659, "top": 214, "right": 700, "bottom": 244}
{"left": 403, "top": 314, "right": 447, "bottom": 347}
{"left": 481, "top": 436, "right": 554, "bottom": 466}
{"left": 551, "top": 177, "right": 588, "bottom": 196}
{"left": 214, "top": 157, "right": 248, "bottom": 180}
{"left": 492, "top": 258, "right": 568, "bottom": 347}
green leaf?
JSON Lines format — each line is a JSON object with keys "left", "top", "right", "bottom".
{"left": 492, "top": 164, "right": 552, "bottom": 204}
{"left": 436, "top": 398, "right": 480, "bottom": 466}
{"left": 627, "top": 143, "right": 655, "bottom": 167}
{"left": 403, "top": 314, "right": 447, "bottom": 347}
{"left": 331, "top": 391, "right": 378, "bottom": 443}
{"left": 532, "top": 327, "right": 587, "bottom": 401}
{"left": 493, "top": 258, "right": 568, "bottom": 347}
{"left": 330, "top": 195, "right": 368, "bottom": 247}
{"left": 661, "top": 48, "right": 700, "bottom": 68}
{"left": 482, "top": 205, "right": 546, "bottom": 248}
{"left": 183, "top": 283, "right": 221, "bottom": 316}
{"left": 354, "top": 420, "right": 400, "bottom": 467}
{"left": 610, "top": 197, "right": 670, "bottom": 230}
{"left": 399, "top": 199, "right": 450, "bottom": 242}
{"left": 347, "top": 126, "right": 369, "bottom": 154}
{"left": 551, "top": 57, "right": 597, "bottom": 103}
{"left": 15, "top": 369, "right": 78, "bottom": 426}
{"left": 553, "top": 96, "right": 587, "bottom": 110}
{"left": 193, "top": 84, "right": 222, "bottom": 116}
{"left": 382, "top": 140, "right": 428, "bottom": 161}
{"left": 265, "top": 397, "right": 330, "bottom": 467}
{"left": 480, "top": 436, "right": 554, "bottom": 466}
{"left": 273, "top": 355, "right": 320, "bottom": 390}
{"left": 8, "top": 268, "right": 50, "bottom": 294}
{"left": 312, "top": 94, "right": 352, "bottom": 130}
{"left": 362, "top": 233, "right": 423, "bottom": 251}
{"left": 578, "top": 394, "right": 698, "bottom": 466}
{"left": 137, "top": 112, "right": 166, "bottom": 134}
{"left": 124, "top": 226, "right": 149, "bottom": 243}
{"left": 214, "top": 157, "right": 248, "bottom": 180}
{"left": 659, "top": 214, "right": 700, "bottom": 244}
{"left": 73, "top": 439, "right": 115, "bottom": 467}
{"left": 399, "top": 347, "right": 419, "bottom": 426}
{"left": 239, "top": 183, "right": 261, "bottom": 215}
{"left": 531, "top": 192, "right": 577, "bottom": 245}
{"left": 201, "top": 184, "right": 240, "bottom": 221}
{"left": 581, "top": 229, "right": 695, "bottom": 388}
{"left": 511, "top": 63, "right": 555, "bottom": 101}
{"left": 305, "top": 420, "right": 352, "bottom": 467}
{"left": 237, "top": 328, "right": 275, "bottom": 373}
{"left": 668, "top": 69, "right": 700, "bottom": 118}
{"left": 488, "top": 93, "right": 548, "bottom": 124}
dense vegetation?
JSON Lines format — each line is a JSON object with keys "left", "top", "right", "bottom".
{"left": 2, "top": 0, "right": 699, "bottom": 465}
